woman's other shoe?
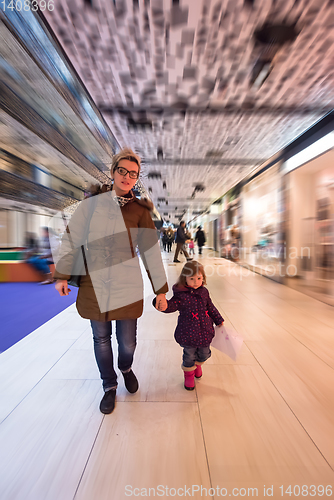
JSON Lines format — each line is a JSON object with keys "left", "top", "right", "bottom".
{"left": 122, "top": 369, "right": 139, "bottom": 393}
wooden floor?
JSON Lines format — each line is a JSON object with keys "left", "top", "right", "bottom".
{"left": 1, "top": 252, "right": 334, "bottom": 500}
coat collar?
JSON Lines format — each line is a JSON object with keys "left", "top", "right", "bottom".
{"left": 86, "top": 184, "right": 153, "bottom": 211}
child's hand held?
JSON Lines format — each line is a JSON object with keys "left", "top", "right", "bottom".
{"left": 155, "top": 294, "right": 168, "bottom": 311}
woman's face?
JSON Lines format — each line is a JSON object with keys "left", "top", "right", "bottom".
{"left": 112, "top": 159, "right": 139, "bottom": 196}
{"left": 186, "top": 272, "right": 203, "bottom": 289}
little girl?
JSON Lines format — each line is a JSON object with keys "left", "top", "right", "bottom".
{"left": 154, "top": 260, "right": 224, "bottom": 390}
{"left": 188, "top": 238, "right": 195, "bottom": 255}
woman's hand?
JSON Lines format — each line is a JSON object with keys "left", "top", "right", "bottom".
{"left": 55, "top": 280, "right": 71, "bottom": 296}
{"left": 155, "top": 293, "right": 167, "bottom": 311}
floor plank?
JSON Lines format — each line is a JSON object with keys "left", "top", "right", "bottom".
{"left": 1, "top": 251, "right": 334, "bottom": 500}
{"left": 197, "top": 365, "right": 334, "bottom": 498}
{"left": 0, "top": 379, "right": 102, "bottom": 500}
{"left": 75, "top": 402, "right": 211, "bottom": 500}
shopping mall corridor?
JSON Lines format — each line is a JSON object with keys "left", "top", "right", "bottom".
{"left": 1, "top": 252, "right": 334, "bottom": 500}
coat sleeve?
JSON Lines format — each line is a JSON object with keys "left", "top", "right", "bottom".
{"left": 136, "top": 206, "right": 169, "bottom": 295}
{"left": 53, "top": 200, "right": 90, "bottom": 281}
{"left": 206, "top": 291, "right": 224, "bottom": 325}
{"left": 152, "top": 294, "right": 181, "bottom": 313}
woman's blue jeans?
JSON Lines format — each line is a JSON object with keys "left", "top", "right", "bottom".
{"left": 90, "top": 319, "right": 137, "bottom": 392}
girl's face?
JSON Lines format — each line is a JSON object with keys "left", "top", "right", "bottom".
{"left": 112, "top": 159, "right": 139, "bottom": 196}
{"left": 186, "top": 272, "right": 203, "bottom": 289}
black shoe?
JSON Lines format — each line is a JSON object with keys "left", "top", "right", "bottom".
{"left": 186, "top": 258, "right": 193, "bottom": 261}
{"left": 173, "top": 259, "right": 181, "bottom": 263}
{"left": 122, "top": 370, "right": 139, "bottom": 393}
{"left": 99, "top": 389, "right": 116, "bottom": 414}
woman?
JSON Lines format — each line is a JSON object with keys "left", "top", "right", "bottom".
{"left": 54, "top": 148, "right": 168, "bottom": 414}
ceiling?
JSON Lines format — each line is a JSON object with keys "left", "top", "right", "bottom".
{"left": 42, "top": 0, "right": 334, "bottom": 223}
{"left": 1, "top": 0, "right": 334, "bottom": 223}
{"left": 0, "top": 20, "right": 115, "bottom": 190}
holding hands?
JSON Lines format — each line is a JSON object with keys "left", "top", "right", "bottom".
{"left": 155, "top": 293, "right": 168, "bottom": 311}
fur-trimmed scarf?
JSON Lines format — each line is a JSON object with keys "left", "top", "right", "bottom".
{"left": 86, "top": 183, "right": 153, "bottom": 211}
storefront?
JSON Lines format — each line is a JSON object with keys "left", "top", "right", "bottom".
{"left": 284, "top": 148, "right": 334, "bottom": 304}
{"left": 219, "top": 186, "right": 242, "bottom": 261}
{"left": 238, "top": 164, "right": 284, "bottom": 281}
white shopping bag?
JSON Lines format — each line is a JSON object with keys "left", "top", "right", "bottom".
{"left": 211, "top": 324, "right": 243, "bottom": 361}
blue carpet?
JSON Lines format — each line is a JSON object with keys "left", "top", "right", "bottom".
{"left": 0, "top": 283, "right": 78, "bottom": 353}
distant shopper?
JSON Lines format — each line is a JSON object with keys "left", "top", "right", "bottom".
{"left": 153, "top": 261, "right": 224, "bottom": 390}
{"left": 26, "top": 227, "right": 54, "bottom": 284}
{"left": 166, "top": 228, "right": 174, "bottom": 252}
{"left": 195, "top": 226, "right": 206, "bottom": 255}
{"left": 188, "top": 238, "right": 195, "bottom": 255}
{"left": 24, "top": 232, "right": 38, "bottom": 258}
{"left": 173, "top": 221, "right": 193, "bottom": 263}
{"left": 162, "top": 230, "right": 168, "bottom": 252}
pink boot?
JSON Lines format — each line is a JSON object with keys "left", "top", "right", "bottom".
{"left": 195, "top": 364, "right": 202, "bottom": 379}
{"left": 184, "top": 370, "right": 195, "bottom": 391}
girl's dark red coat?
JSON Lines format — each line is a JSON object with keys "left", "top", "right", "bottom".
{"left": 160, "top": 284, "right": 224, "bottom": 347}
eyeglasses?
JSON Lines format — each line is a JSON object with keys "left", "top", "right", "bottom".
{"left": 115, "top": 166, "right": 139, "bottom": 179}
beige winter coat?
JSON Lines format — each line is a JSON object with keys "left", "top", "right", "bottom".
{"left": 54, "top": 189, "right": 168, "bottom": 321}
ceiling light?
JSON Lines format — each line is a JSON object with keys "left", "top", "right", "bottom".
{"left": 250, "top": 61, "right": 272, "bottom": 89}
{"left": 282, "top": 132, "right": 334, "bottom": 175}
